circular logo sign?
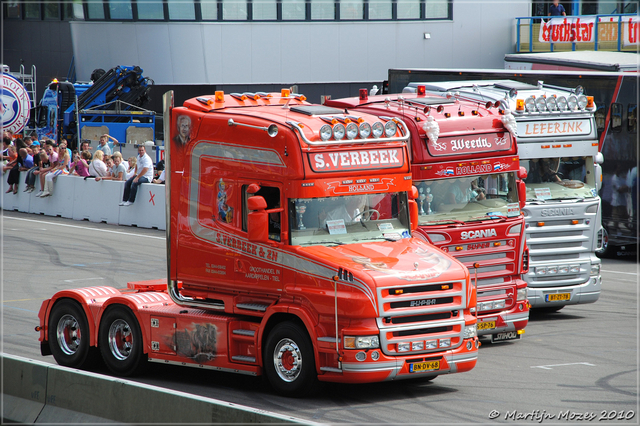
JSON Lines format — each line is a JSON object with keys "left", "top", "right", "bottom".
{"left": 1, "top": 73, "right": 31, "bottom": 134}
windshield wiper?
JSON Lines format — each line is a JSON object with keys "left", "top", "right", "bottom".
{"left": 548, "top": 197, "right": 584, "bottom": 202}
{"left": 526, "top": 198, "right": 546, "bottom": 204}
{"left": 312, "top": 240, "right": 345, "bottom": 246}
{"left": 419, "top": 219, "right": 466, "bottom": 226}
{"left": 468, "top": 214, "right": 507, "bottom": 222}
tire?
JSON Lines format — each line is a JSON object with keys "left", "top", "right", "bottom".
{"left": 99, "top": 306, "right": 147, "bottom": 376}
{"left": 48, "top": 300, "right": 94, "bottom": 369}
{"left": 263, "top": 322, "right": 317, "bottom": 397}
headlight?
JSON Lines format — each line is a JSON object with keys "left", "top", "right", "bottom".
{"left": 558, "top": 266, "right": 569, "bottom": 274}
{"left": 345, "top": 122, "right": 358, "bottom": 140}
{"left": 397, "top": 342, "right": 410, "bottom": 352}
{"left": 569, "top": 264, "right": 580, "bottom": 273}
{"left": 319, "top": 124, "right": 332, "bottom": 141}
{"left": 536, "top": 97, "right": 547, "bottom": 112}
{"left": 517, "top": 287, "right": 528, "bottom": 301}
{"left": 536, "top": 267, "right": 547, "bottom": 275}
{"left": 556, "top": 96, "right": 568, "bottom": 111}
{"left": 344, "top": 335, "right": 380, "bottom": 349}
{"left": 547, "top": 266, "right": 558, "bottom": 275}
{"left": 425, "top": 340, "right": 438, "bottom": 349}
{"left": 590, "top": 264, "right": 601, "bottom": 276}
{"left": 464, "top": 325, "right": 477, "bottom": 339}
{"left": 332, "top": 123, "right": 345, "bottom": 140}
{"left": 577, "top": 95, "right": 588, "bottom": 110}
{"left": 524, "top": 96, "right": 536, "bottom": 112}
{"left": 567, "top": 95, "right": 578, "bottom": 110}
{"left": 412, "top": 341, "right": 424, "bottom": 351}
{"left": 439, "top": 339, "right": 451, "bottom": 348}
{"left": 546, "top": 96, "right": 558, "bottom": 112}
{"left": 384, "top": 120, "right": 397, "bottom": 137}
{"left": 358, "top": 122, "right": 371, "bottom": 138}
{"left": 372, "top": 121, "right": 384, "bottom": 138}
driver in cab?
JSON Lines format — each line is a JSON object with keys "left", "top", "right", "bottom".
{"left": 446, "top": 178, "right": 485, "bottom": 205}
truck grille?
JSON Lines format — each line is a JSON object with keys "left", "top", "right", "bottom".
{"left": 376, "top": 280, "right": 466, "bottom": 356}
{"left": 452, "top": 243, "right": 517, "bottom": 288}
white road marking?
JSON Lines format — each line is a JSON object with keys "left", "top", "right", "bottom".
{"left": 601, "top": 269, "right": 638, "bottom": 276}
{"left": 531, "top": 362, "right": 595, "bottom": 370}
{"left": 4, "top": 216, "right": 165, "bottom": 240}
{"left": 63, "top": 277, "right": 104, "bottom": 283}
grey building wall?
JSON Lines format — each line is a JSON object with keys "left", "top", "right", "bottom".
{"left": 3, "top": 20, "right": 74, "bottom": 101}
{"left": 70, "top": 1, "right": 530, "bottom": 85}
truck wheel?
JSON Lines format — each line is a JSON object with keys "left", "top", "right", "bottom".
{"left": 263, "top": 322, "right": 317, "bottom": 396}
{"left": 99, "top": 306, "right": 147, "bottom": 376}
{"left": 48, "top": 300, "right": 93, "bottom": 368}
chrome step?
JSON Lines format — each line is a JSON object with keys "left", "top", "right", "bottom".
{"left": 231, "top": 355, "right": 256, "bottom": 363}
{"left": 236, "top": 303, "right": 269, "bottom": 312}
{"left": 232, "top": 329, "right": 256, "bottom": 337}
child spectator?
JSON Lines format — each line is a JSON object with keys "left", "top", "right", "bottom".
{"left": 6, "top": 148, "right": 33, "bottom": 194}
{"left": 88, "top": 150, "right": 108, "bottom": 178}
{"left": 39, "top": 145, "right": 70, "bottom": 197}
{"left": 96, "top": 152, "right": 127, "bottom": 181}
{"left": 71, "top": 150, "right": 92, "bottom": 177}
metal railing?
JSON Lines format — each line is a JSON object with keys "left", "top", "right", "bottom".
{"left": 515, "top": 13, "right": 638, "bottom": 53}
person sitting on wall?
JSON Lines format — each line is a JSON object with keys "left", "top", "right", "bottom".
{"left": 23, "top": 143, "right": 42, "bottom": 193}
{"left": 119, "top": 144, "right": 154, "bottom": 206}
{"left": 96, "top": 152, "right": 127, "bottom": 182}
{"left": 6, "top": 148, "right": 33, "bottom": 194}
{"left": 71, "top": 150, "right": 92, "bottom": 177}
{"left": 39, "top": 144, "right": 70, "bottom": 198}
{"left": 88, "top": 150, "right": 108, "bottom": 178}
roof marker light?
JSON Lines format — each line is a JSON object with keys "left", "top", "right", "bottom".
{"left": 586, "top": 96, "right": 595, "bottom": 110}
{"left": 359, "top": 88, "right": 368, "bottom": 101}
{"left": 281, "top": 88, "right": 291, "bottom": 97}
{"left": 215, "top": 91, "right": 225, "bottom": 102}
{"left": 516, "top": 99, "right": 525, "bottom": 111}
{"left": 417, "top": 85, "right": 426, "bottom": 96}
{"left": 231, "top": 93, "right": 247, "bottom": 101}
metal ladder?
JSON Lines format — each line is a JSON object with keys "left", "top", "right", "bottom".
{"left": 17, "top": 64, "right": 37, "bottom": 109}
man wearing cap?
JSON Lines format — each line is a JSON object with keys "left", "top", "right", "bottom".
{"left": 120, "top": 144, "right": 153, "bottom": 206}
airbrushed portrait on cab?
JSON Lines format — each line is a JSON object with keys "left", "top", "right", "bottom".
{"left": 325, "top": 87, "right": 530, "bottom": 343}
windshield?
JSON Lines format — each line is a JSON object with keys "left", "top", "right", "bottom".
{"left": 521, "top": 157, "right": 597, "bottom": 201}
{"left": 289, "top": 192, "right": 411, "bottom": 246}
{"left": 415, "top": 173, "right": 520, "bottom": 225}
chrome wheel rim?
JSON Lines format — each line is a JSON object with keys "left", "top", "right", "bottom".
{"left": 273, "top": 338, "right": 302, "bottom": 383}
{"left": 56, "top": 314, "right": 81, "bottom": 355}
{"left": 108, "top": 319, "right": 133, "bottom": 361}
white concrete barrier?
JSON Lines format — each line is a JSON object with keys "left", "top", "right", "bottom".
{"left": 72, "top": 178, "right": 123, "bottom": 225}
{"left": 1, "top": 171, "right": 167, "bottom": 231}
{"left": 2, "top": 354, "right": 315, "bottom": 424}
{"left": 117, "top": 182, "right": 166, "bottom": 229}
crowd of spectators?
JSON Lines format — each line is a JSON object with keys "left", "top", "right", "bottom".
{"left": 2, "top": 131, "right": 162, "bottom": 204}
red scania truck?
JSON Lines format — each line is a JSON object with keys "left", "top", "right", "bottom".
{"left": 37, "top": 90, "right": 478, "bottom": 395}
{"left": 325, "top": 88, "right": 529, "bottom": 343}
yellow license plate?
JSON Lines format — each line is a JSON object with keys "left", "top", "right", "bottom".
{"left": 477, "top": 321, "right": 496, "bottom": 331}
{"left": 546, "top": 293, "right": 571, "bottom": 302}
{"left": 409, "top": 361, "right": 440, "bottom": 373}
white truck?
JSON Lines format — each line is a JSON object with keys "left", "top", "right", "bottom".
{"left": 404, "top": 80, "right": 603, "bottom": 312}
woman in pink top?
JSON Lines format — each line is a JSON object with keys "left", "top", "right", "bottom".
{"left": 71, "top": 150, "right": 92, "bottom": 177}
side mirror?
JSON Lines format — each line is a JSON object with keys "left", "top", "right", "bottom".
{"left": 595, "top": 152, "right": 604, "bottom": 165}
{"left": 408, "top": 200, "right": 419, "bottom": 231}
{"left": 517, "top": 166, "right": 528, "bottom": 180}
{"left": 247, "top": 196, "right": 269, "bottom": 243}
{"left": 517, "top": 180, "right": 527, "bottom": 209}
{"left": 409, "top": 185, "right": 419, "bottom": 200}
{"left": 595, "top": 163, "right": 603, "bottom": 191}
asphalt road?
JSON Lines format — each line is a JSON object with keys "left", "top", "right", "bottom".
{"left": 2, "top": 210, "right": 638, "bottom": 424}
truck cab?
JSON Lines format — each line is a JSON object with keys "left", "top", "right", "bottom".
{"left": 404, "top": 80, "right": 602, "bottom": 311}
{"left": 325, "top": 88, "right": 529, "bottom": 343}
